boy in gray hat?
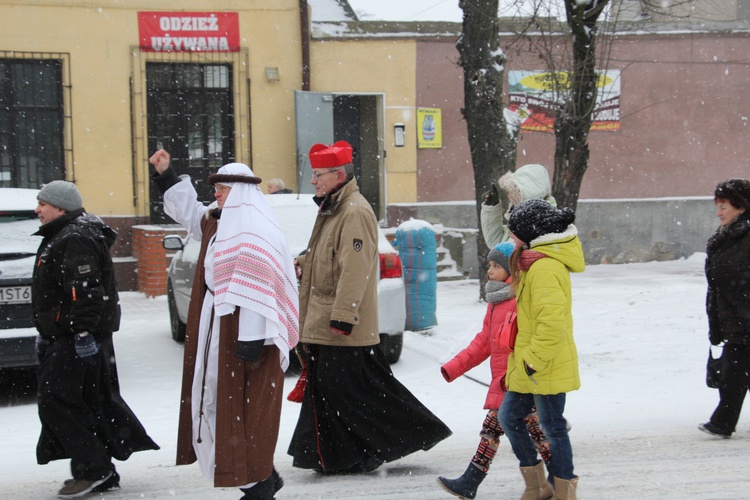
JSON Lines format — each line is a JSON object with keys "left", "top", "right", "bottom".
{"left": 33, "top": 180, "right": 159, "bottom": 498}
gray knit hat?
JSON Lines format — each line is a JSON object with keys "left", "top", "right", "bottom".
{"left": 37, "top": 180, "right": 83, "bottom": 212}
{"left": 487, "top": 241, "right": 515, "bottom": 273}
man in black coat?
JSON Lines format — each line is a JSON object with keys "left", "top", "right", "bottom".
{"left": 32, "top": 180, "right": 159, "bottom": 498}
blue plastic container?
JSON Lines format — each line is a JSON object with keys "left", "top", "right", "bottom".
{"left": 393, "top": 219, "right": 437, "bottom": 331}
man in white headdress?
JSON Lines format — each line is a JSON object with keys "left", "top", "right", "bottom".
{"left": 149, "top": 149, "right": 298, "bottom": 499}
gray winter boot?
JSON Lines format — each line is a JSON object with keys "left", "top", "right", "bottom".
{"left": 437, "top": 464, "right": 487, "bottom": 499}
{"left": 519, "top": 461, "right": 554, "bottom": 500}
{"left": 552, "top": 476, "right": 578, "bottom": 500}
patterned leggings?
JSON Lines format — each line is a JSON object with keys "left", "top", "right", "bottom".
{"left": 471, "top": 406, "right": 551, "bottom": 472}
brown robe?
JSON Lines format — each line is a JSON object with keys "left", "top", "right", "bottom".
{"left": 175, "top": 214, "right": 285, "bottom": 487}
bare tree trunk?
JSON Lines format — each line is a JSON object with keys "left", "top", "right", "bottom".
{"left": 458, "top": 0, "right": 516, "bottom": 295}
{"left": 552, "top": 0, "right": 606, "bottom": 210}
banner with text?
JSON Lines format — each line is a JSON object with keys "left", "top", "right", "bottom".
{"left": 506, "top": 70, "right": 621, "bottom": 133}
{"left": 138, "top": 12, "right": 240, "bottom": 52}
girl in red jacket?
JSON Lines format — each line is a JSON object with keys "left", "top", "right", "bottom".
{"left": 437, "top": 242, "right": 552, "bottom": 500}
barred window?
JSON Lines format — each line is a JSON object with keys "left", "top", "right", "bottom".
{"left": 146, "top": 63, "right": 235, "bottom": 223}
{"left": 0, "top": 59, "right": 65, "bottom": 188}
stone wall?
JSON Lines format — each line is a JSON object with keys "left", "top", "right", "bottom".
{"left": 387, "top": 197, "right": 717, "bottom": 277}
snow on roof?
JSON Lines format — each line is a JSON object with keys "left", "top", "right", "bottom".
{"left": 308, "top": 0, "right": 357, "bottom": 22}
{"left": 309, "top": 0, "right": 464, "bottom": 38}
{"left": 311, "top": 21, "right": 461, "bottom": 39}
{"left": 346, "top": 0, "right": 462, "bottom": 22}
{"left": 311, "top": 0, "right": 735, "bottom": 37}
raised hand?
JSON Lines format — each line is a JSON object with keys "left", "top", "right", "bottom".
{"left": 149, "top": 149, "right": 171, "bottom": 174}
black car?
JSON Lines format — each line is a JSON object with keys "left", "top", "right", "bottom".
{"left": 0, "top": 188, "right": 42, "bottom": 369}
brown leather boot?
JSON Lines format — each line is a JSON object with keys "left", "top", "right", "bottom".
{"left": 519, "top": 462, "right": 554, "bottom": 500}
{"left": 552, "top": 476, "right": 579, "bottom": 500}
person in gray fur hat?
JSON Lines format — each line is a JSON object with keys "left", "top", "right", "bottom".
{"left": 480, "top": 164, "right": 556, "bottom": 247}
{"left": 33, "top": 180, "right": 159, "bottom": 498}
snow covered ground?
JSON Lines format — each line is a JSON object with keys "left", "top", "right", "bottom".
{"left": 2, "top": 254, "right": 748, "bottom": 499}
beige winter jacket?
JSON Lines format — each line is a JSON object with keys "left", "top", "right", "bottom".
{"left": 298, "top": 178, "right": 380, "bottom": 347}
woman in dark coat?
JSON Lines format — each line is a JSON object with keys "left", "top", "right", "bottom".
{"left": 700, "top": 178, "right": 750, "bottom": 438}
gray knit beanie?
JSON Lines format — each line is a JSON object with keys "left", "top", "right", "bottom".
{"left": 37, "top": 180, "right": 83, "bottom": 212}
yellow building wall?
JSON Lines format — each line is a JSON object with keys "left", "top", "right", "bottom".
{"left": 310, "top": 39, "right": 418, "bottom": 203}
{"left": 0, "top": 0, "right": 303, "bottom": 215}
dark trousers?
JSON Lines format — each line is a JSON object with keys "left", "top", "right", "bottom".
{"left": 36, "top": 335, "right": 158, "bottom": 480}
{"left": 710, "top": 343, "right": 750, "bottom": 433}
{"left": 36, "top": 336, "right": 113, "bottom": 480}
{"left": 288, "top": 344, "right": 452, "bottom": 473}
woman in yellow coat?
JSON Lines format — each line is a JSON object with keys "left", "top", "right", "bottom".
{"left": 498, "top": 199, "right": 585, "bottom": 500}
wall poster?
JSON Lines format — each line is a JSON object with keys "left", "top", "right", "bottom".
{"left": 417, "top": 107, "right": 443, "bottom": 148}
{"left": 506, "top": 70, "right": 621, "bottom": 133}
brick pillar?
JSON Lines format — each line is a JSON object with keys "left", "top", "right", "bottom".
{"left": 132, "top": 225, "right": 168, "bottom": 297}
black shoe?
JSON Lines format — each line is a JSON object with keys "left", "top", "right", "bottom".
{"left": 357, "top": 455, "right": 383, "bottom": 473}
{"left": 58, "top": 472, "right": 113, "bottom": 499}
{"left": 93, "top": 471, "right": 120, "bottom": 492}
{"left": 239, "top": 471, "right": 277, "bottom": 500}
{"left": 63, "top": 468, "right": 119, "bottom": 493}
{"left": 315, "top": 456, "right": 383, "bottom": 475}
{"left": 271, "top": 468, "right": 284, "bottom": 493}
{"left": 437, "top": 465, "right": 487, "bottom": 500}
{"left": 699, "top": 422, "right": 732, "bottom": 438}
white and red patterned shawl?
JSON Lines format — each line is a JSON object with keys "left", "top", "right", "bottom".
{"left": 212, "top": 163, "right": 299, "bottom": 353}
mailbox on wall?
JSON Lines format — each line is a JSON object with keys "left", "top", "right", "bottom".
{"left": 394, "top": 123, "right": 405, "bottom": 147}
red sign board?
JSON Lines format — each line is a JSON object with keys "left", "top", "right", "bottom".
{"left": 138, "top": 12, "right": 240, "bottom": 52}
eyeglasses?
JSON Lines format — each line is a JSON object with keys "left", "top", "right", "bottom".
{"left": 312, "top": 169, "right": 338, "bottom": 180}
{"left": 214, "top": 185, "right": 231, "bottom": 194}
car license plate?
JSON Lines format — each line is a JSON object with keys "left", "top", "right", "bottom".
{"left": 0, "top": 285, "right": 32, "bottom": 304}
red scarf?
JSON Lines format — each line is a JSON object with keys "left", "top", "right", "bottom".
{"left": 518, "top": 249, "right": 547, "bottom": 271}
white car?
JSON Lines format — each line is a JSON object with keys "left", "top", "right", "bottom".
{"left": 163, "top": 193, "right": 407, "bottom": 363}
{"left": 0, "top": 188, "right": 42, "bottom": 369}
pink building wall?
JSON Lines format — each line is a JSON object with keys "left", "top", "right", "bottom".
{"left": 415, "top": 31, "right": 750, "bottom": 201}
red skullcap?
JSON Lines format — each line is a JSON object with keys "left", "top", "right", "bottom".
{"left": 308, "top": 141, "right": 353, "bottom": 169}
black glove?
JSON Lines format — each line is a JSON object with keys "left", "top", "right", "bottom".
{"left": 709, "top": 330, "right": 723, "bottom": 346}
{"left": 35, "top": 336, "right": 50, "bottom": 364}
{"left": 483, "top": 182, "right": 500, "bottom": 206}
{"left": 75, "top": 332, "right": 99, "bottom": 364}
{"left": 330, "top": 320, "right": 353, "bottom": 336}
{"left": 235, "top": 339, "right": 265, "bottom": 362}
{"left": 524, "top": 362, "right": 539, "bottom": 385}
